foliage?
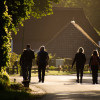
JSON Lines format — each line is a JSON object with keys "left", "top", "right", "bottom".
{"left": 49, "top": 53, "right": 56, "bottom": 59}
{"left": 0, "top": 69, "right": 10, "bottom": 90}
{"left": 84, "top": 64, "right": 89, "bottom": 71}
{"left": 0, "top": 0, "right": 59, "bottom": 71}
{"left": 7, "top": 52, "right": 21, "bottom": 74}
{"left": 0, "top": 82, "right": 43, "bottom": 100}
{"left": 0, "top": 0, "right": 12, "bottom": 71}
{"left": 49, "top": 66, "right": 56, "bottom": 70}
{"left": 10, "top": 83, "right": 32, "bottom": 92}
{"left": 6, "top": 0, "right": 60, "bottom": 32}
{"left": 0, "top": 70, "right": 41, "bottom": 99}
{"left": 9, "top": 52, "right": 19, "bottom": 67}
{"left": 48, "top": 53, "right": 56, "bottom": 66}
{"left": 0, "top": 89, "right": 42, "bottom": 100}
{"left": 53, "top": 0, "right": 100, "bottom": 32}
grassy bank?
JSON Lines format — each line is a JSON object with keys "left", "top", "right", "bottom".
{"left": 0, "top": 70, "right": 44, "bottom": 100}
{"left": 0, "top": 89, "right": 43, "bottom": 100}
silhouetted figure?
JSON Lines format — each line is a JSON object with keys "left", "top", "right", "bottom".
{"left": 37, "top": 46, "right": 49, "bottom": 83}
{"left": 20, "top": 44, "right": 35, "bottom": 82}
{"left": 89, "top": 50, "right": 100, "bottom": 84}
{"left": 72, "top": 47, "right": 86, "bottom": 83}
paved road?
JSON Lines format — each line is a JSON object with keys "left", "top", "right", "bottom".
{"left": 10, "top": 74, "right": 100, "bottom": 100}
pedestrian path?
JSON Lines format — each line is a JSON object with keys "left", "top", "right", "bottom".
{"left": 10, "top": 74, "right": 100, "bottom": 100}
{"left": 10, "top": 76, "right": 46, "bottom": 95}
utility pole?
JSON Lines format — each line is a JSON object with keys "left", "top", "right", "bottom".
{"left": 22, "top": 21, "right": 25, "bottom": 52}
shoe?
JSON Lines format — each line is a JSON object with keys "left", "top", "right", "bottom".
{"left": 76, "top": 80, "right": 79, "bottom": 83}
{"left": 96, "top": 82, "right": 98, "bottom": 84}
{"left": 42, "top": 79, "right": 44, "bottom": 83}
{"left": 80, "top": 79, "right": 82, "bottom": 83}
{"left": 42, "top": 81, "right": 44, "bottom": 83}
{"left": 93, "top": 82, "right": 95, "bottom": 84}
{"left": 39, "top": 80, "right": 41, "bottom": 82}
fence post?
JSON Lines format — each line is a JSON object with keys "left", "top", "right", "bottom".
{"left": 13, "top": 66, "right": 14, "bottom": 74}
{"left": 17, "top": 66, "right": 18, "bottom": 74}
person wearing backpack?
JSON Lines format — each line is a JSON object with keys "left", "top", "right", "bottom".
{"left": 20, "top": 44, "right": 35, "bottom": 82}
{"left": 72, "top": 47, "right": 86, "bottom": 83}
{"left": 37, "top": 46, "right": 49, "bottom": 83}
{"left": 89, "top": 50, "right": 100, "bottom": 84}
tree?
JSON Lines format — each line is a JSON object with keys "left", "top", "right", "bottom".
{"left": 0, "top": 0, "right": 59, "bottom": 71}
{"left": 53, "top": 0, "right": 100, "bottom": 33}
{"left": 0, "top": 0, "right": 12, "bottom": 71}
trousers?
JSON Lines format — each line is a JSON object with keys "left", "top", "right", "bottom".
{"left": 38, "top": 64, "right": 46, "bottom": 82}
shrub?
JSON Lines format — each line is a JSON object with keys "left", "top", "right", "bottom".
{"left": 7, "top": 52, "right": 21, "bottom": 74}
{"left": 49, "top": 66, "right": 56, "bottom": 70}
{"left": 84, "top": 64, "right": 89, "bottom": 71}
{"left": 0, "top": 70, "right": 10, "bottom": 90}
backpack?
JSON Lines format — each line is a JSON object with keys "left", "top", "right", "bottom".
{"left": 91, "top": 56, "right": 99, "bottom": 65}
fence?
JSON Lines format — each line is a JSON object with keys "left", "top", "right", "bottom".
{"left": 6, "top": 66, "right": 18, "bottom": 74}
{"left": 6, "top": 64, "right": 90, "bottom": 75}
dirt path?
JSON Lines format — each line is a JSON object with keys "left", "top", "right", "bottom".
{"left": 10, "top": 74, "right": 100, "bottom": 100}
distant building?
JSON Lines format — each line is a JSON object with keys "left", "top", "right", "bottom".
{"left": 12, "top": 7, "right": 100, "bottom": 61}
{"left": 46, "top": 20, "right": 100, "bottom": 61}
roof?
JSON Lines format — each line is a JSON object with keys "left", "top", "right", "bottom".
{"left": 71, "top": 21, "right": 100, "bottom": 48}
{"left": 46, "top": 20, "right": 100, "bottom": 48}
{"left": 46, "top": 21, "right": 99, "bottom": 58}
{"left": 12, "top": 7, "right": 100, "bottom": 54}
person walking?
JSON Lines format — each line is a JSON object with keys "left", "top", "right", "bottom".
{"left": 89, "top": 50, "right": 100, "bottom": 84}
{"left": 72, "top": 47, "right": 86, "bottom": 83}
{"left": 37, "top": 46, "right": 49, "bottom": 83}
{"left": 20, "top": 44, "right": 35, "bottom": 82}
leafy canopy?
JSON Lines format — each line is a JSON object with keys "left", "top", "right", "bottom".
{"left": 0, "top": 0, "right": 59, "bottom": 70}
{"left": 6, "top": 0, "right": 59, "bottom": 33}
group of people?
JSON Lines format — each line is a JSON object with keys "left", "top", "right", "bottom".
{"left": 20, "top": 45, "right": 100, "bottom": 84}
{"left": 72, "top": 47, "right": 100, "bottom": 84}
{"left": 20, "top": 44, "right": 49, "bottom": 83}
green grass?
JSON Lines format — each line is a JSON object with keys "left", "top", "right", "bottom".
{"left": 45, "top": 70, "right": 76, "bottom": 75}
{"left": 45, "top": 70, "right": 92, "bottom": 75}
{"left": 0, "top": 89, "right": 43, "bottom": 100}
{"left": 9, "top": 70, "right": 93, "bottom": 77}
{"left": 30, "top": 70, "right": 76, "bottom": 76}
{"left": 0, "top": 82, "right": 44, "bottom": 100}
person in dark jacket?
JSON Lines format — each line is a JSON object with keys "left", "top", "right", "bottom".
{"left": 37, "top": 46, "right": 49, "bottom": 83}
{"left": 89, "top": 50, "right": 100, "bottom": 84}
{"left": 72, "top": 47, "right": 86, "bottom": 83}
{"left": 20, "top": 44, "right": 35, "bottom": 82}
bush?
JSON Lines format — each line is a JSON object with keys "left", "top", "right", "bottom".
{"left": 84, "top": 64, "right": 89, "bottom": 71}
{"left": 0, "top": 70, "right": 10, "bottom": 90}
{"left": 49, "top": 66, "right": 56, "bottom": 70}
{"left": 7, "top": 52, "right": 21, "bottom": 74}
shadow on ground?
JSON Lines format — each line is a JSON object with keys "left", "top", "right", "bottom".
{"left": 38, "top": 91, "right": 100, "bottom": 100}
{"left": 55, "top": 78, "right": 93, "bottom": 85}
